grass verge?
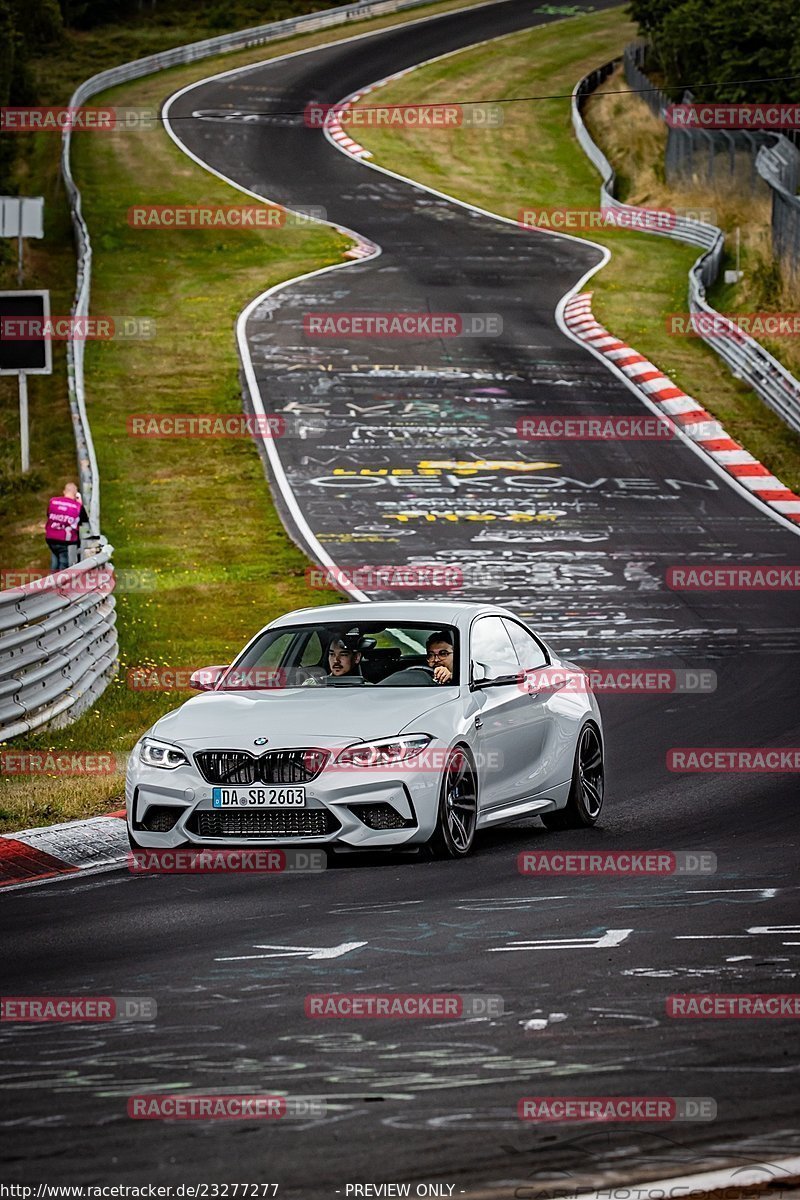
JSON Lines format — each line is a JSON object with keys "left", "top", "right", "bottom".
{"left": 348, "top": 8, "right": 800, "bottom": 490}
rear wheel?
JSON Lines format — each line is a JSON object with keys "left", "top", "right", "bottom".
{"left": 428, "top": 747, "right": 478, "bottom": 858}
{"left": 541, "top": 723, "right": 604, "bottom": 830}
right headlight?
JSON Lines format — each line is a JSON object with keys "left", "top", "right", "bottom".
{"left": 139, "top": 737, "right": 188, "bottom": 770}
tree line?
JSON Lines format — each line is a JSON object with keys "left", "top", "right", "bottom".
{"left": 628, "top": 0, "right": 800, "bottom": 101}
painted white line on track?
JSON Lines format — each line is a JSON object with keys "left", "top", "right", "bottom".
{"left": 490, "top": 927, "right": 633, "bottom": 951}
{"left": 685, "top": 888, "right": 780, "bottom": 897}
{"left": 163, "top": 1, "right": 536, "bottom": 600}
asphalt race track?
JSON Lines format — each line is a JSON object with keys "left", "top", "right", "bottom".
{"left": 3, "top": 0, "right": 800, "bottom": 1193}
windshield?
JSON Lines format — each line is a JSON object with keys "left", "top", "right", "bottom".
{"left": 222, "top": 621, "right": 460, "bottom": 690}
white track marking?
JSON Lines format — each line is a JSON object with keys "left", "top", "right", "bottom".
{"left": 216, "top": 940, "right": 368, "bottom": 961}
{"left": 490, "top": 928, "right": 633, "bottom": 952}
{"left": 686, "top": 889, "right": 779, "bottom": 897}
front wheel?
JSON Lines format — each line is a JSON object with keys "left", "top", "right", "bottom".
{"left": 541, "top": 723, "right": 604, "bottom": 830}
{"left": 427, "top": 747, "right": 478, "bottom": 858}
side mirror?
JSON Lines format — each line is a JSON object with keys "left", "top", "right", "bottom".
{"left": 471, "top": 661, "right": 489, "bottom": 688}
{"left": 471, "top": 660, "right": 522, "bottom": 690}
{"left": 189, "top": 665, "right": 228, "bottom": 691}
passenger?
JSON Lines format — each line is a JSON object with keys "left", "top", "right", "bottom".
{"left": 426, "top": 631, "right": 454, "bottom": 684}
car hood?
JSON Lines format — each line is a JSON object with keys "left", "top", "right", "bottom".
{"left": 150, "top": 687, "right": 458, "bottom": 748}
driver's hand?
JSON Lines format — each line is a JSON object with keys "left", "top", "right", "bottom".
{"left": 433, "top": 665, "right": 452, "bottom": 684}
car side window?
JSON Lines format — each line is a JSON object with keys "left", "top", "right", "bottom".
{"left": 471, "top": 617, "right": 518, "bottom": 672}
{"left": 300, "top": 631, "right": 323, "bottom": 666}
{"left": 502, "top": 619, "right": 548, "bottom": 670}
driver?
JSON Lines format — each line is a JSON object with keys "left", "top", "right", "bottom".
{"left": 327, "top": 636, "right": 363, "bottom": 678}
{"left": 426, "top": 631, "right": 454, "bottom": 685}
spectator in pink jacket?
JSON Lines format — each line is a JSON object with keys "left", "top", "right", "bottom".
{"left": 45, "top": 483, "right": 88, "bottom": 572}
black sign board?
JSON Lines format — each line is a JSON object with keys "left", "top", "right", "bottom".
{"left": 0, "top": 290, "right": 52, "bottom": 374}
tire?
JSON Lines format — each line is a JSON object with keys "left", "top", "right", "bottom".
{"left": 427, "top": 747, "right": 478, "bottom": 858}
{"left": 541, "top": 723, "right": 604, "bottom": 830}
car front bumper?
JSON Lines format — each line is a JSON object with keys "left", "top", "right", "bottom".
{"left": 126, "top": 750, "right": 442, "bottom": 849}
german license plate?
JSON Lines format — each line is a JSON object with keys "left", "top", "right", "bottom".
{"left": 212, "top": 786, "right": 306, "bottom": 808}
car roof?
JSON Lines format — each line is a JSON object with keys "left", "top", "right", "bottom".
{"left": 267, "top": 599, "right": 517, "bottom": 629}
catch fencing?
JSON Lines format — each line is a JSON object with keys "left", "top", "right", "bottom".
{"left": 756, "top": 137, "right": 800, "bottom": 279}
{"left": 572, "top": 58, "right": 800, "bottom": 434}
{"left": 624, "top": 41, "right": 800, "bottom": 278}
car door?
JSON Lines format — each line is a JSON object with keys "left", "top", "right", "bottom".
{"left": 502, "top": 617, "right": 558, "bottom": 797}
{"left": 470, "top": 616, "right": 536, "bottom": 809}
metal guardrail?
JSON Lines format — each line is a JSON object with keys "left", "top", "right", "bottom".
{"left": 572, "top": 60, "right": 800, "bottom": 435}
{"left": 0, "top": 547, "right": 118, "bottom": 740}
{"left": 5, "top": 0, "right": 449, "bottom": 741}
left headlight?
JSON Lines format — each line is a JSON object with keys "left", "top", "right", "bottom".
{"left": 139, "top": 737, "right": 189, "bottom": 770}
{"left": 335, "top": 734, "right": 432, "bottom": 768}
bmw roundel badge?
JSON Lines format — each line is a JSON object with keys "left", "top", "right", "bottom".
{"left": 254, "top": 737, "right": 268, "bottom": 746}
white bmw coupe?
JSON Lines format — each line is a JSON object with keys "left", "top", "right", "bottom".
{"left": 126, "top": 600, "right": 604, "bottom": 858}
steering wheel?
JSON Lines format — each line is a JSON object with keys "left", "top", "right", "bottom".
{"left": 378, "top": 665, "right": 437, "bottom": 687}
{"left": 294, "top": 666, "right": 326, "bottom": 687}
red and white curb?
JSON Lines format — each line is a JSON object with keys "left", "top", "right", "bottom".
{"left": 324, "top": 67, "right": 416, "bottom": 163}
{"left": 0, "top": 810, "right": 127, "bottom": 889}
{"left": 563, "top": 292, "right": 800, "bottom": 525}
{"left": 325, "top": 73, "right": 416, "bottom": 261}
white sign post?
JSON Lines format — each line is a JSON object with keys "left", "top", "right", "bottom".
{"left": 0, "top": 196, "right": 45, "bottom": 285}
{"left": 18, "top": 372, "right": 30, "bottom": 472}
